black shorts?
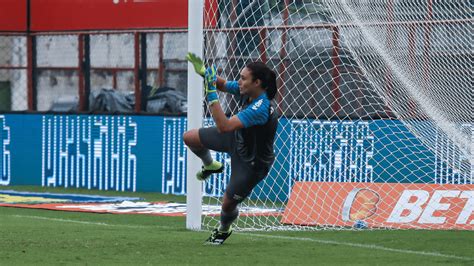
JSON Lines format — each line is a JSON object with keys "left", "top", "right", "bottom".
{"left": 198, "top": 127, "right": 270, "bottom": 203}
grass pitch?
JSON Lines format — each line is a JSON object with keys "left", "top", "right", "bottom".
{"left": 1, "top": 186, "right": 473, "bottom": 265}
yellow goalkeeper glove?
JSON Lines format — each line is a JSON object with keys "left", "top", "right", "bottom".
{"left": 186, "top": 52, "right": 206, "bottom": 77}
{"left": 204, "top": 65, "right": 218, "bottom": 105}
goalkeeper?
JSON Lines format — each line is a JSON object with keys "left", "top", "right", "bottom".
{"left": 184, "top": 53, "right": 278, "bottom": 245}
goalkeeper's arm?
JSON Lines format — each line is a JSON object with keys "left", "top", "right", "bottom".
{"left": 186, "top": 52, "right": 231, "bottom": 94}
{"left": 205, "top": 65, "right": 244, "bottom": 133}
{"left": 215, "top": 76, "right": 229, "bottom": 93}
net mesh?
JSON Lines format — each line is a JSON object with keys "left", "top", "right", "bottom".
{"left": 201, "top": 0, "right": 472, "bottom": 230}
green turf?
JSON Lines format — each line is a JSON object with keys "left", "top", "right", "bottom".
{"left": 1, "top": 185, "right": 473, "bottom": 265}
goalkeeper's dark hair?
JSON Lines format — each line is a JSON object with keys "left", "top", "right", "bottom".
{"left": 246, "top": 62, "right": 278, "bottom": 100}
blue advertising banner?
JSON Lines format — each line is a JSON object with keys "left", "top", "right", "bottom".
{"left": 0, "top": 114, "right": 471, "bottom": 202}
{"left": 0, "top": 115, "right": 11, "bottom": 186}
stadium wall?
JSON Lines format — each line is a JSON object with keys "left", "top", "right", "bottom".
{"left": 1, "top": 114, "right": 470, "bottom": 201}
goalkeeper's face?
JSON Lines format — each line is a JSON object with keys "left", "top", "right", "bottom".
{"left": 238, "top": 67, "right": 263, "bottom": 96}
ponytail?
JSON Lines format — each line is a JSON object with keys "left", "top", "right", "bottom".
{"left": 246, "top": 62, "right": 278, "bottom": 100}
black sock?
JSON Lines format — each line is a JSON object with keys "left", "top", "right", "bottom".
{"left": 189, "top": 147, "right": 213, "bottom": 166}
{"left": 219, "top": 208, "right": 239, "bottom": 232}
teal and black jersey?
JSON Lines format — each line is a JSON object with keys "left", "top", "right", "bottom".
{"left": 225, "top": 81, "right": 278, "bottom": 166}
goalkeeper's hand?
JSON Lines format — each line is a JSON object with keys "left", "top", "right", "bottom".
{"left": 186, "top": 52, "right": 206, "bottom": 77}
{"left": 204, "top": 65, "right": 218, "bottom": 105}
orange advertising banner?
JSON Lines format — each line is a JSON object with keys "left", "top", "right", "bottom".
{"left": 282, "top": 182, "right": 474, "bottom": 230}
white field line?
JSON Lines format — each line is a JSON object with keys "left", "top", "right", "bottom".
{"left": 240, "top": 233, "right": 473, "bottom": 261}
{"left": 8, "top": 214, "right": 473, "bottom": 261}
{"left": 9, "top": 214, "right": 174, "bottom": 230}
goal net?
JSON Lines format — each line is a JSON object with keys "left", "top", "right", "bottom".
{"left": 200, "top": 0, "right": 473, "bottom": 230}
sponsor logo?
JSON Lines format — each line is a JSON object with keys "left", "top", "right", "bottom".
{"left": 0, "top": 194, "right": 68, "bottom": 204}
{"left": 342, "top": 188, "right": 380, "bottom": 222}
{"left": 0, "top": 201, "right": 280, "bottom": 217}
{"left": 162, "top": 118, "right": 231, "bottom": 197}
{"left": 53, "top": 202, "right": 280, "bottom": 216}
{"left": 162, "top": 118, "right": 187, "bottom": 195}
{"left": 0, "top": 115, "right": 10, "bottom": 186}
{"left": 282, "top": 182, "right": 474, "bottom": 229}
{"left": 252, "top": 99, "right": 263, "bottom": 110}
{"left": 289, "top": 121, "right": 374, "bottom": 188}
{"left": 434, "top": 123, "right": 473, "bottom": 184}
{"left": 0, "top": 190, "right": 139, "bottom": 204}
{"left": 42, "top": 116, "right": 137, "bottom": 191}
{"left": 387, "top": 189, "right": 473, "bottom": 225}
{"left": 233, "top": 194, "right": 244, "bottom": 201}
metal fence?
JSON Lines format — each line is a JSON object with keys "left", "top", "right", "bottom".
{"left": 1, "top": 23, "right": 357, "bottom": 116}
{"left": 2, "top": 18, "right": 467, "bottom": 117}
{"left": 0, "top": 25, "right": 395, "bottom": 118}
{"left": 0, "top": 30, "right": 189, "bottom": 113}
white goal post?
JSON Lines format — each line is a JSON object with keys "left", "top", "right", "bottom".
{"left": 186, "top": 0, "right": 204, "bottom": 231}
